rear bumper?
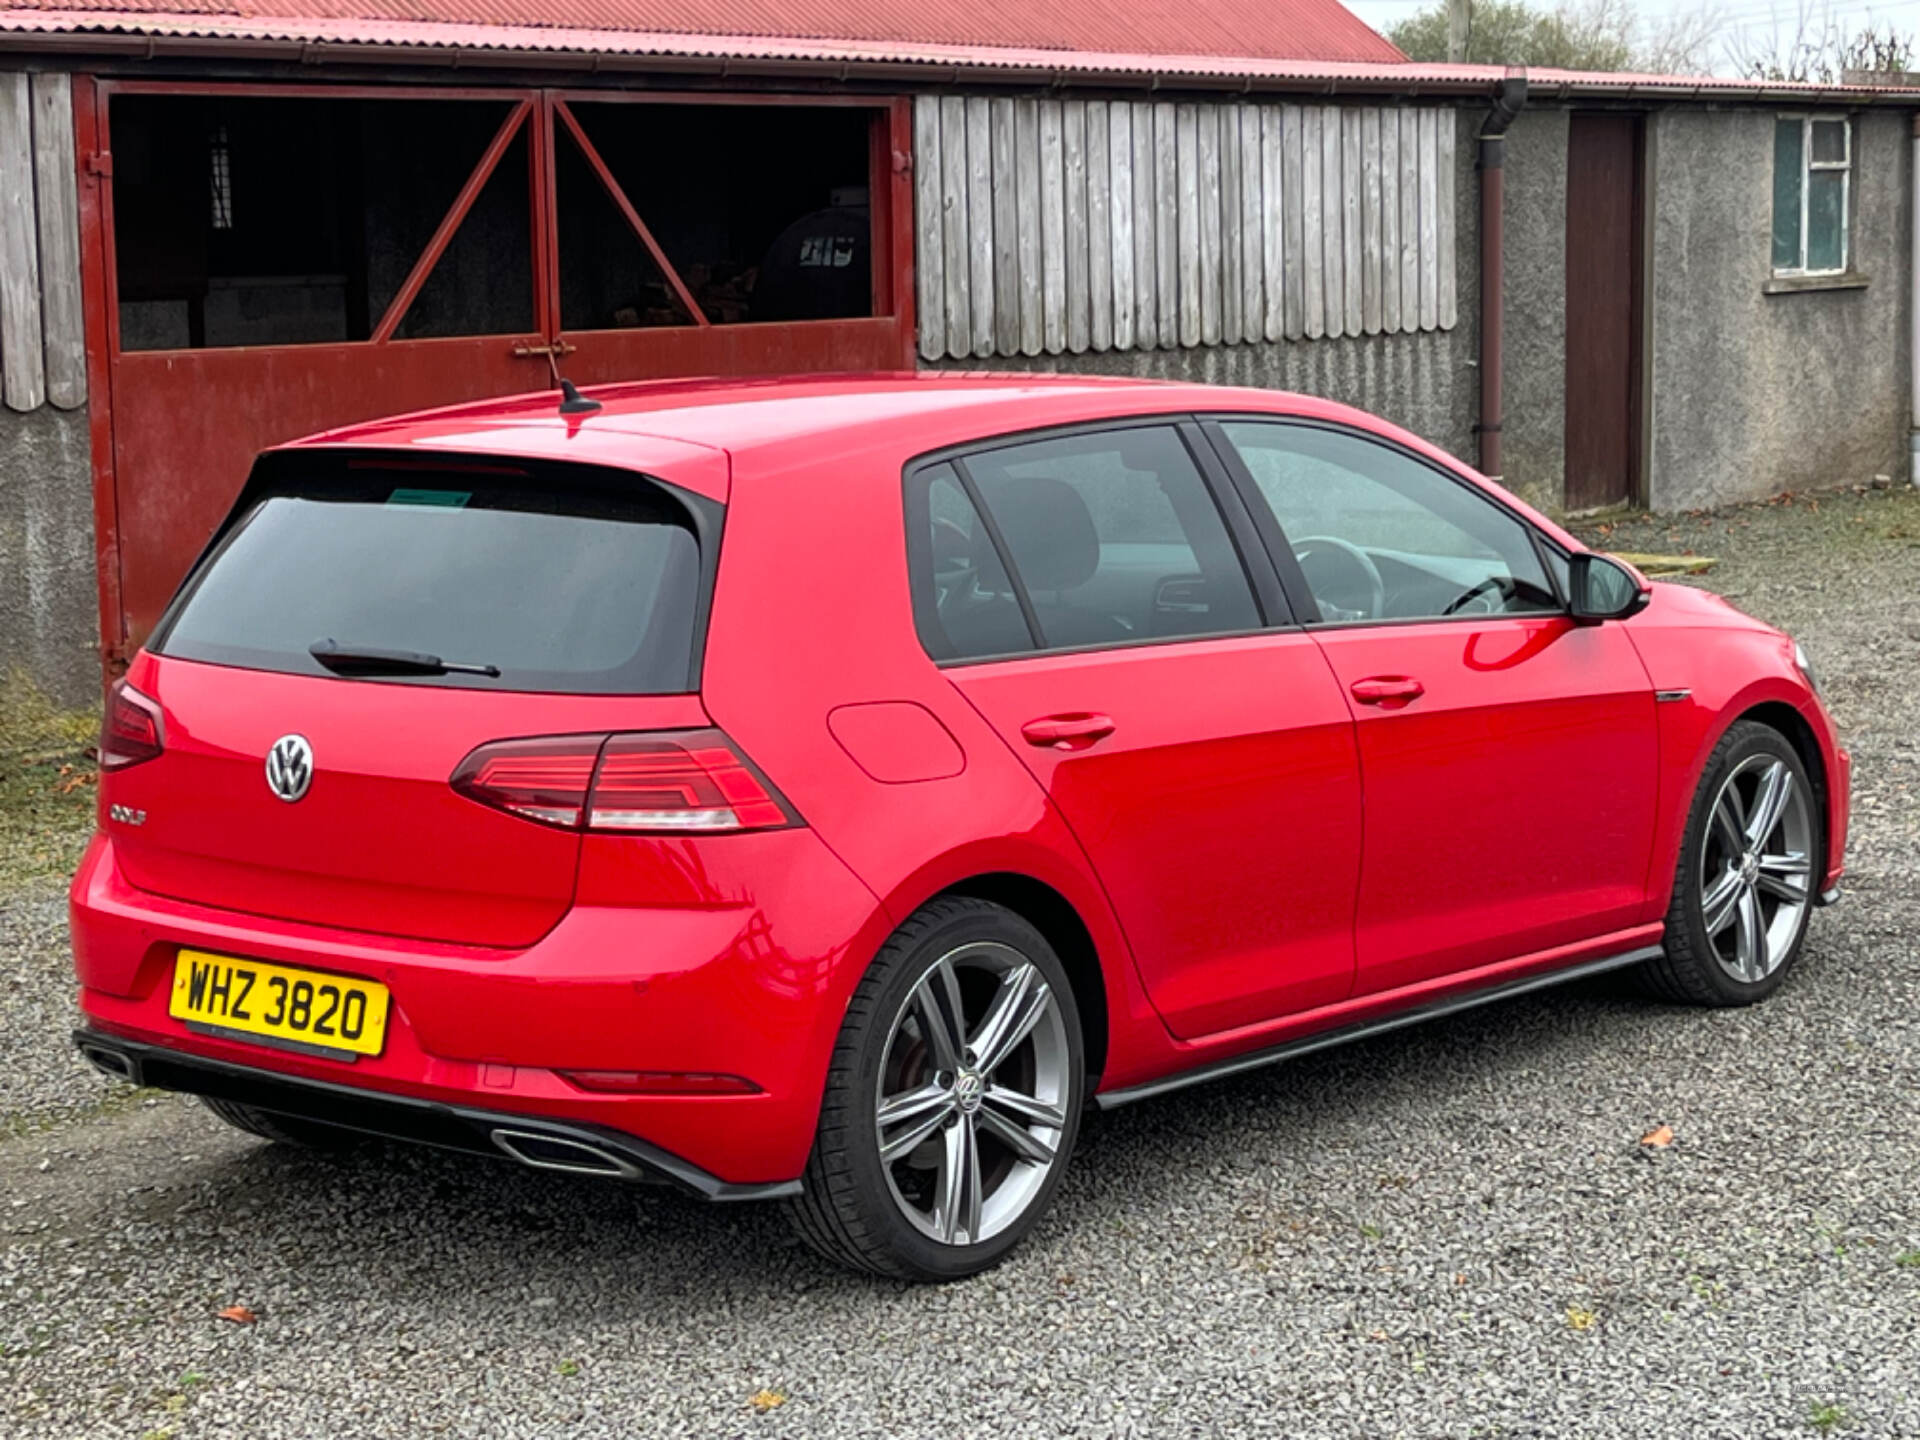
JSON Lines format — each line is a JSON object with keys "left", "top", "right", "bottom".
{"left": 69, "top": 828, "right": 892, "bottom": 1187}
{"left": 75, "top": 1030, "right": 797, "bottom": 1201}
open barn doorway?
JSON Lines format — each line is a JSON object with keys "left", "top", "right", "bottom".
{"left": 85, "top": 81, "right": 912, "bottom": 661}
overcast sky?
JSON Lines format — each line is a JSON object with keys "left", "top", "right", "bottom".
{"left": 1343, "top": 0, "right": 1920, "bottom": 74}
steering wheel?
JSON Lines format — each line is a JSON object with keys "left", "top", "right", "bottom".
{"left": 1440, "top": 575, "right": 1511, "bottom": 617}
{"left": 1293, "top": 535, "right": 1386, "bottom": 620}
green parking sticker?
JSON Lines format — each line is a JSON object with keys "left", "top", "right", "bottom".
{"left": 387, "top": 488, "right": 472, "bottom": 508}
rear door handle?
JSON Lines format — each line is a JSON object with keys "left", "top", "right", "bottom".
{"left": 1021, "top": 713, "right": 1116, "bottom": 749}
{"left": 1349, "top": 676, "right": 1425, "bottom": 705}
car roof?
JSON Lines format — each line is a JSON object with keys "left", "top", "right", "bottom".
{"left": 281, "top": 372, "right": 1581, "bottom": 550}
{"left": 289, "top": 371, "right": 1366, "bottom": 465}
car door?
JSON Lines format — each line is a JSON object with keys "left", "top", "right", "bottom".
{"left": 907, "top": 421, "right": 1363, "bottom": 1041}
{"left": 1207, "top": 418, "right": 1660, "bottom": 997}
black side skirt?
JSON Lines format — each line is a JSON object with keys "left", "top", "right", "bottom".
{"left": 1094, "top": 945, "right": 1665, "bottom": 1110}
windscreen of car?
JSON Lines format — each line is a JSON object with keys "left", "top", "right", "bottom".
{"left": 152, "top": 458, "right": 706, "bottom": 693}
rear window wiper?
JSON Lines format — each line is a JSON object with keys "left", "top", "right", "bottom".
{"left": 309, "top": 640, "right": 501, "bottom": 678}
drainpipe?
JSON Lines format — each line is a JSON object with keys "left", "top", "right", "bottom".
{"left": 1911, "top": 114, "right": 1919, "bottom": 484}
{"left": 1477, "top": 72, "right": 1528, "bottom": 483}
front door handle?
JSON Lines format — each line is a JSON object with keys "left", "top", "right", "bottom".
{"left": 1350, "top": 675, "right": 1426, "bottom": 706}
{"left": 1021, "top": 713, "right": 1116, "bottom": 749}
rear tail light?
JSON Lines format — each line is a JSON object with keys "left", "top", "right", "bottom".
{"left": 449, "top": 736, "right": 601, "bottom": 829}
{"left": 589, "top": 732, "right": 790, "bottom": 831}
{"left": 100, "top": 681, "right": 164, "bottom": 770}
{"left": 451, "top": 729, "right": 795, "bottom": 834}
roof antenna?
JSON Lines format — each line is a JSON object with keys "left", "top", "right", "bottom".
{"left": 558, "top": 378, "right": 602, "bottom": 416}
{"left": 540, "top": 345, "right": 601, "bottom": 417}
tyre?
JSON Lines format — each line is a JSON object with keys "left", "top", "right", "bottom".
{"left": 1641, "top": 719, "right": 1820, "bottom": 1006}
{"left": 788, "top": 897, "right": 1085, "bottom": 1281}
{"left": 201, "top": 1096, "right": 364, "bottom": 1151}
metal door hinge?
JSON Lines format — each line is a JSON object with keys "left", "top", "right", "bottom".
{"left": 85, "top": 151, "right": 113, "bottom": 177}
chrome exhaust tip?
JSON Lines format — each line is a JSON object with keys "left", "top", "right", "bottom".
{"left": 489, "top": 1127, "right": 642, "bottom": 1179}
{"left": 79, "top": 1043, "right": 137, "bottom": 1084}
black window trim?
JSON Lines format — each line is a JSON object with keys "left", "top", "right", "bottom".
{"left": 1195, "top": 413, "right": 1577, "bottom": 633}
{"left": 901, "top": 412, "right": 1293, "bottom": 669}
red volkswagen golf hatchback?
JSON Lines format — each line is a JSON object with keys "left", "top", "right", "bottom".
{"left": 72, "top": 375, "right": 1848, "bottom": 1280}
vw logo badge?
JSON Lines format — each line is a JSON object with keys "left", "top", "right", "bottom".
{"left": 265, "top": 734, "right": 314, "bottom": 803}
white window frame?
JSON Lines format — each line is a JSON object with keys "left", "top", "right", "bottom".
{"left": 1775, "top": 113, "right": 1852, "bottom": 278}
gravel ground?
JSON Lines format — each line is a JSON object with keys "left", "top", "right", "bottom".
{"left": 4, "top": 484, "right": 1919, "bottom": 1439}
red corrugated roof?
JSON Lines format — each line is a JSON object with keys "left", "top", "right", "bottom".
{"left": 4, "top": 4, "right": 1919, "bottom": 100}
{"left": 0, "top": 0, "right": 1405, "bottom": 62}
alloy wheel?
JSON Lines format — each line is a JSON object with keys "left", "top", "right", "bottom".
{"left": 1698, "top": 754, "right": 1813, "bottom": 984}
{"left": 874, "top": 941, "right": 1071, "bottom": 1247}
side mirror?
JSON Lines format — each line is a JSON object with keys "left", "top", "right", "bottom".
{"left": 1568, "top": 552, "right": 1651, "bottom": 624}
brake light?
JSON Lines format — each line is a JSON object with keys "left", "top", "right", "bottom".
{"left": 449, "top": 736, "right": 602, "bottom": 830}
{"left": 450, "top": 729, "right": 795, "bottom": 834}
{"left": 100, "top": 681, "right": 164, "bottom": 770}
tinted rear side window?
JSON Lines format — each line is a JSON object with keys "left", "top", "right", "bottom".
{"left": 153, "top": 456, "right": 707, "bottom": 693}
{"left": 961, "top": 427, "right": 1261, "bottom": 651}
{"left": 909, "top": 463, "right": 1037, "bottom": 663}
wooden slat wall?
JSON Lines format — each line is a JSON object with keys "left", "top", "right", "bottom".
{"left": 0, "top": 71, "right": 87, "bottom": 412}
{"left": 912, "top": 97, "right": 1458, "bottom": 360}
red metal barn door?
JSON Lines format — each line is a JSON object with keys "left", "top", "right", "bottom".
{"left": 93, "top": 84, "right": 557, "bottom": 654}
{"left": 1562, "top": 112, "right": 1645, "bottom": 513}
{"left": 545, "top": 95, "right": 914, "bottom": 386}
{"left": 84, "top": 84, "right": 915, "bottom": 663}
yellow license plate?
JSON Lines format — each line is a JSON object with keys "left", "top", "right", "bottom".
{"left": 169, "top": 950, "right": 390, "bottom": 1059}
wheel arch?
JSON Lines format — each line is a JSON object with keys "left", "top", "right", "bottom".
{"left": 1735, "top": 699, "right": 1831, "bottom": 879}
{"left": 934, "top": 873, "right": 1111, "bottom": 1088}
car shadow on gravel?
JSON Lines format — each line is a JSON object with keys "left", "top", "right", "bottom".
{"left": 137, "top": 958, "right": 1782, "bottom": 1302}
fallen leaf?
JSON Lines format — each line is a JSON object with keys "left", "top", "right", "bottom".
{"left": 217, "top": 1305, "right": 257, "bottom": 1325}
{"left": 1640, "top": 1124, "right": 1674, "bottom": 1148}
{"left": 748, "top": 1388, "right": 787, "bottom": 1413}
{"left": 1566, "top": 1307, "right": 1597, "bottom": 1331}
{"left": 55, "top": 763, "right": 96, "bottom": 794}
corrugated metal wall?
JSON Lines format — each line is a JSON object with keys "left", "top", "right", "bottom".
{"left": 912, "top": 96, "right": 1457, "bottom": 363}
{"left": 0, "top": 71, "right": 86, "bottom": 413}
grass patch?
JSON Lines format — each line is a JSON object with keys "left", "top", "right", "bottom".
{"left": 1809, "top": 1401, "right": 1849, "bottom": 1432}
{"left": 0, "top": 668, "right": 100, "bottom": 891}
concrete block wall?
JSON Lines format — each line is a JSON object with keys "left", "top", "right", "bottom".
{"left": 1646, "top": 106, "right": 1913, "bottom": 510}
{"left": 1499, "top": 107, "right": 1570, "bottom": 515}
{"left": 0, "top": 406, "right": 95, "bottom": 710}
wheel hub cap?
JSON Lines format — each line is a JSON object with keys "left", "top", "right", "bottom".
{"left": 1738, "top": 852, "right": 1760, "bottom": 885}
{"left": 952, "top": 1070, "right": 984, "bottom": 1114}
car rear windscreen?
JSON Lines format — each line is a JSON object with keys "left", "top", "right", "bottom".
{"left": 152, "top": 457, "right": 707, "bottom": 694}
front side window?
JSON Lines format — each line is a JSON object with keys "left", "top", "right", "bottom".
{"left": 1220, "top": 421, "right": 1558, "bottom": 623}
{"left": 1772, "top": 115, "right": 1851, "bottom": 276}
{"left": 908, "top": 426, "right": 1262, "bottom": 660}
